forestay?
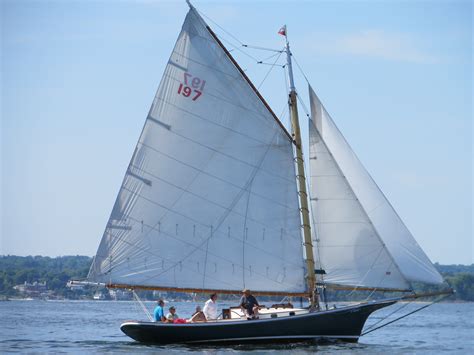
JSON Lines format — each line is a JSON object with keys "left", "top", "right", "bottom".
{"left": 308, "top": 85, "right": 444, "bottom": 290}
{"left": 87, "top": 8, "right": 307, "bottom": 294}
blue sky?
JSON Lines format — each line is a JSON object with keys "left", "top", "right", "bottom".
{"left": 1, "top": 0, "right": 472, "bottom": 264}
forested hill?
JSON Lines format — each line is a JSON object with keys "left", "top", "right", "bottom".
{"left": 0, "top": 255, "right": 473, "bottom": 301}
{"left": 434, "top": 263, "right": 474, "bottom": 275}
{"left": 0, "top": 255, "right": 91, "bottom": 297}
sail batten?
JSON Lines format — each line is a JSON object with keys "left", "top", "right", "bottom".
{"left": 88, "top": 8, "right": 307, "bottom": 293}
{"left": 308, "top": 85, "right": 444, "bottom": 288}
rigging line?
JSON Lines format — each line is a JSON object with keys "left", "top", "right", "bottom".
{"left": 197, "top": 7, "right": 286, "bottom": 67}
{"left": 197, "top": 9, "right": 243, "bottom": 46}
{"left": 196, "top": 10, "right": 261, "bottom": 63}
{"left": 197, "top": 8, "right": 285, "bottom": 68}
{"left": 202, "top": 229, "right": 211, "bottom": 290}
{"left": 257, "top": 62, "right": 284, "bottom": 67}
{"left": 277, "top": 65, "right": 290, "bottom": 122}
{"left": 136, "top": 141, "right": 295, "bottom": 211}
{"left": 257, "top": 50, "right": 283, "bottom": 90}
{"left": 242, "top": 44, "right": 284, "bottom": 53}
{"left": 363, "top": 301, "right": 410, "bottom": 333}
{"left": 176, "top": 15, "right": 260, "bottom": 65}
{"left": 132, "top": 292, "right": 146, "bottom": 319}
{"left": 242, "top": 181, "right": 253, "bottom": 289}
{"left": 280, "top": 64, "right": 291, "bottom": 128}
{"left": 218, "top": 36, "right": 262, "bottom": 63}
{"left": 306, "top": 164, "right": 324, "bottom": 285}
{"left": 291, "top": 53, "right": 311, "bottom": 84}
{"left": 362, "top": 286, "right": 380, "bottom": 303}
{"left": 361, "top": 294, "right": 451, "bottom": 336}
{"left": 296, "top": 93, "right": 311, "bottom": 119}
{"left": 261, "top": 51, "right": 283, "bottom": 62}
{"left": 278, "top": 104, "right": 288, "bottom": 126}
{"left": 133, "top": 290, "right": 153, "bottom": 321}
{"left": 207, "top": 25, "right": 294, "bottom": 144}
{"left": 169, "top": 47, "right": 292, "bottom": 133}
{"left": 345, "top": 246, "right": 386, "bottom": 299}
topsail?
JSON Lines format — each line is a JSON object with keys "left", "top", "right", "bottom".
{"left": 88, "top": 8, "right": 307, "bottom": 294}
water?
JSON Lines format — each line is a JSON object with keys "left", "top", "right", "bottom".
{"left": 0, "top": 300, "right": 472, "bottom": 353}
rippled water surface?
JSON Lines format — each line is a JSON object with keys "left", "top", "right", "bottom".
{"left": 1, "top": 300, "right": 472, "bottom": 353}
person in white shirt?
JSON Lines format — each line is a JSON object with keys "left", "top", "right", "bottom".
{"left": 203, "top": 293, "right": 218, "bottom": 320}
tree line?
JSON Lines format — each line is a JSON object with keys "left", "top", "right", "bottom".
{"left": 0, "top": 255, "right": 472, "bottom": 301}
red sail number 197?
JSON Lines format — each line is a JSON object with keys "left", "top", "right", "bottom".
{"left": 177, "top": 72, "right": 206, "bottom": 101}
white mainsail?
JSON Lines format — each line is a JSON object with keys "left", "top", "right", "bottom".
{"left": 88, "top": 8, "right": 307, "bottom": 294}
{"left": 308, "top": 85, "right": 444, "bottom": 290}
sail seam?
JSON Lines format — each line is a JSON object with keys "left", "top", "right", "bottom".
{"left": 100, "top": 216, "right": 300, "bottom": 290}
{"left": 101, "top": 231, "right": 237, "bottom": 289}
{"left": 154, "top": 88, "right": 289, "bottom": 152}
{"left": 130, "top": 163, "right": 297, "bottom": 215}
{"left": 126, "top": 211, "right": 299, "bottom": 275}
{"left": 124, "top": 215, "right": 302, "bottom": 287}
{"left": 142, "top": 121, "right": 295, "bottom": 184}
{"left": 135, "top": 142, "right": 296, "bottom": 211}
{"left": 126, "top": 165, "right": 302, "bottom": 242}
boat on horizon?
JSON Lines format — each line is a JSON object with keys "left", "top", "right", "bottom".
{"left": 86, "top": 0, "right": 452, "bottom": 345}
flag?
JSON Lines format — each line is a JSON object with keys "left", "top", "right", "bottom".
{"left": 278, "top": 25, "right": 286, "bottom": 36}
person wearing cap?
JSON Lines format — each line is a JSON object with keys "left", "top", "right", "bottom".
{"left": 189, "top": 305, "right": 207, "bottom": 322}
{"left": 240, "top": 289, "right": 259, "bottom": 319}
{"left": 203, "top": 293, "right": 218, "bottom": 320}
{"left": 153, "top": 299, "right": 166, "bottom": 322}
{"left": 166, "top": 306, "right": 179, "bottom": 322}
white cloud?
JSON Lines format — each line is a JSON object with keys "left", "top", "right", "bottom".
{"left": 297, "top": 29, "right": 437, "bottom": 63}
{"left": 340, "top": 30, "right": 436, "bottom": 63}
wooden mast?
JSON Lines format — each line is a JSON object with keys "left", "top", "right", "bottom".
{"left": 283, "top": 27, "right": 319, "bottom": 309}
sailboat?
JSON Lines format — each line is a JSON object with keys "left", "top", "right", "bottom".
{"left": 87, "top": 1, "right": 452, "bottom": 345}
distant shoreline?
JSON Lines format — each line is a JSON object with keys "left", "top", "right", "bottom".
{"left": 1, "top": 255, "right": 473, "bottom": 302}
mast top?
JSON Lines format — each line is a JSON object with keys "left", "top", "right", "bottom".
{"left": 280, "top": 25, "right": 296, "bottom": 92}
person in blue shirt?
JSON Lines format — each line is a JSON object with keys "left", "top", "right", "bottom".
{"left": 153, "top": 299, "right": 166, "bottom": 322}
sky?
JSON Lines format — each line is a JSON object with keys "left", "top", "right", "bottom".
{"left": 1, "top": 0, "right": 472, "bottom": 265}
